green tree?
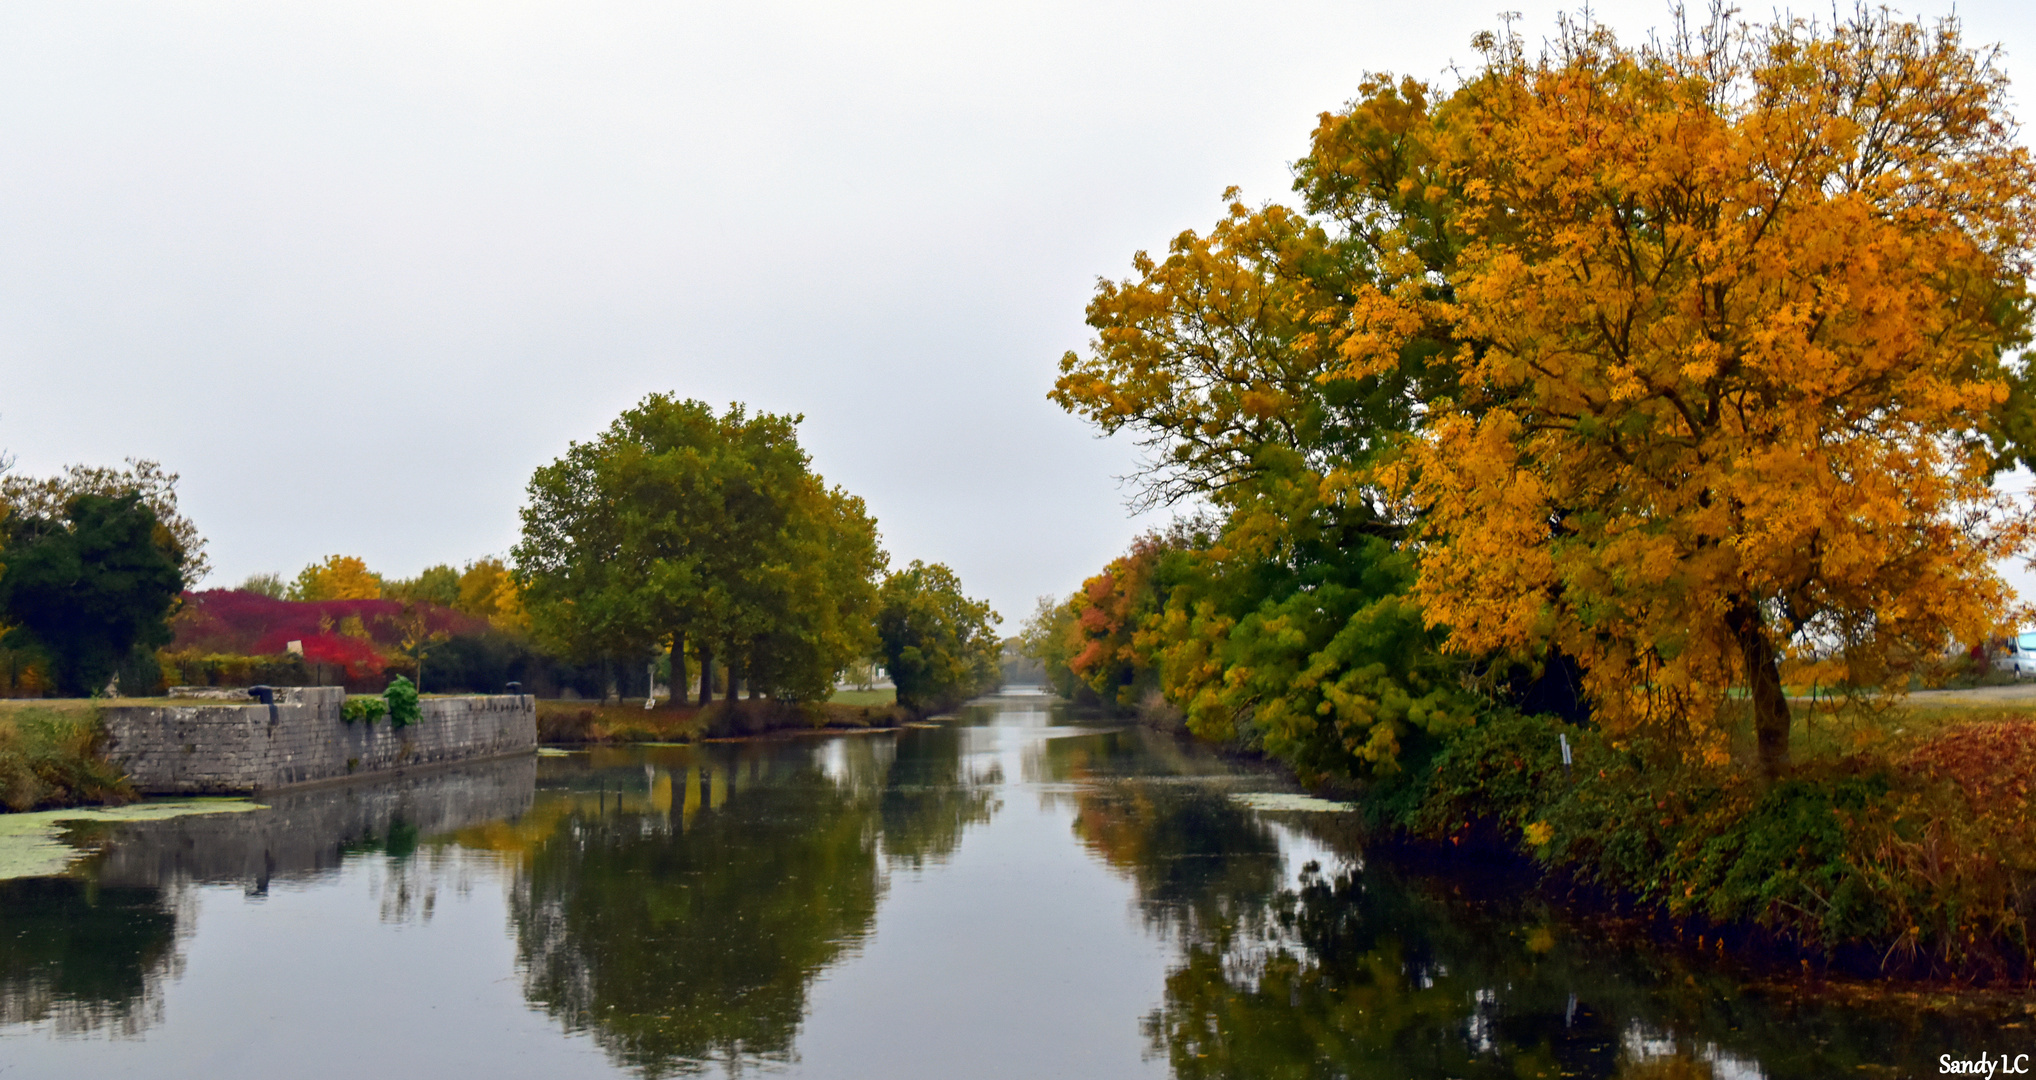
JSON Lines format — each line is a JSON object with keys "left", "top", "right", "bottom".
{"left": 236, "top": 572, "right": 286, "bottom": 598}
{"left": 384, "top": 564, "right": 460, "bottom": 607}
{"left": 514, "top": 395, "right": 885, "bottom": 705}
{"left": 1050, "top": 175, "right": 1474, "bottom": 774}
{"left": 737, "top": 481, "right": 886, "bottom": 702}
{"left": 0, "top": 459, "right": 209, "bottom": 584}
{"left": 0, "top": 494, "right": 186, "bottom": 696}
{"left": 1019, "top": 594, "right": 1084, "bottom": 701}
{"left": 875, "top": 561, "right": 1000, "bottom": 712}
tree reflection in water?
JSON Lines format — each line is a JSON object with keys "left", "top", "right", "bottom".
{"left": 1019, "top": 723, "right": 2018, "bottom": 1080}
{"left": 3, "top": 705, "right": 2011, "bottom": 1077}
{"left": 1136, "top": 821, "right": 2014, "bottom": 1080}
{"left": 0, "top": 877, "right": 182, "bottom": 1037}
{"left": 500, "top": 732, "right": 999, "bottom": 1077}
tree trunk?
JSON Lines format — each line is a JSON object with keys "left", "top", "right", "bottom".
{"left": 1728, "top": 599, "right": 1791, "bottom": 777}
{"left": 698, "top": 646, "right": 715, "bottom": 705}
{"left": 670, "top": 632, "right": 689, "bottom": 708}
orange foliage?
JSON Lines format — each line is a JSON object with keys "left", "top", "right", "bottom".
{"left": 1903, "top": 721, "right": 2036, "bottom": 816}
{"left": 1064, "top": 534, "right": 1169, "bottom": 707}
{"left": 1405, "top": 14, "right": 2036, "bottom": 769}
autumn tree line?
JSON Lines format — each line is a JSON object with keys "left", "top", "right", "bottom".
{"left": 0, "top": 397, "right": 1001, "bottom": 715}
{"left": 1029, "top": 11, "right": 2036, "bottom": 976}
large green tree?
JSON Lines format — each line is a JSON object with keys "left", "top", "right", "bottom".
{"left": 0, "top": 493, "right": 187, "bottom": 696}
{"left": 874, "top": 561, "right": 1001, "bottom": 712}
{"left": 514, "top": 395, "right": 885, "bottom": 704}
{"left": 1, "top": 459, "right": 208, "bottom": 584}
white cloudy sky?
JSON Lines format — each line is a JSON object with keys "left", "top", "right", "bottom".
{"left": 4, "top": 0, "right": 2034, "bottom": 623}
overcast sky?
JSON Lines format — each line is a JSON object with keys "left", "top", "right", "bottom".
{"left": 4, "top": 0, "right": 2033, "bottom": 625}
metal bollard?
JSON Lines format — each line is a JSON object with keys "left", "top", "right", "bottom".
{"left": 249, "top": 685, "right": 278, "bottom": 724}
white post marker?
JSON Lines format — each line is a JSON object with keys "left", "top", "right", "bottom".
{"left": 1559, "top": 733, "right": 1573, "bottom": 772}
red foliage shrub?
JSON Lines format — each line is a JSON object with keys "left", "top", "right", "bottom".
{"left": 170, "top": 589, "right": 491, "bottom": 678}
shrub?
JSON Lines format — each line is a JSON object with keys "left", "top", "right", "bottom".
{"left": 385, "top": 675, "right": 420, "bottom": 728}
{"left": 156, "top": 650, "right": 311, "bottom": 690}
{"left": 341, "top": 695, "right": 387, "bottom": 724}
{"left": 0, "top": 706, "right": 134, "bottom": 810}
{"left": 1390, "top": 711, "right": 2036, "bottom": 979}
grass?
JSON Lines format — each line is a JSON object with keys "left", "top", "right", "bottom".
{"left": 0, "top": 705, "right": 133, "bottom": 812}
{"left": 536, "top": 696, "right": 904, "bottom": 744}
{"left": 829, "top": 687, "right": 897, "bottom": 707}
{"left": 0, "top": 696, "right": 211, "bottom": 711}
{"left": 1748, "top": 690, "right": 2036, "bottom": 767}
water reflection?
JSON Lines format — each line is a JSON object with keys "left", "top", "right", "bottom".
{"left": 488, "top": 733, "right": 1002, "bottom": 1076}
{"left": 0, "top": 878, "right": 183, "bottom": 1037}
{"left": 0, "top": 696, "right": 2021, "bottom": 1079}
{"left": 0, "top": 757, "right": 535, "bottom": 1037}
{"left": 1119, "top": 807, "right": 2011, "bottom": 1080}
{"left": 1001, "top": 709, "right": 2019, "bottom": 1080}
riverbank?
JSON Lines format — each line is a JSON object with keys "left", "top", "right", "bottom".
{"left": 536, "top": 696, "right": 905, "bottom": 743}
{"left": 1357, "top": 702, "right": 2036, "bottom": 985}
{"left": 1091, "top": 683, "right": 2036, "bottom": 986}
{"left": 0, "top": 702, "right": 133, "bottom": 810}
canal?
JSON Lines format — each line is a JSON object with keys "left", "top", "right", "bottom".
{"left": 0, "top": 690, "right": 2015, "bottom": 1078}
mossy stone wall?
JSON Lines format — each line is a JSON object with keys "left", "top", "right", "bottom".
{"left": 98, "top": 687, "right": 536, "bottom": 793}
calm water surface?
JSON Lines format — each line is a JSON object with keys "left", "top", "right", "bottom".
{"left": 0, "top": 691, "right": 2022, "bottom": 1078}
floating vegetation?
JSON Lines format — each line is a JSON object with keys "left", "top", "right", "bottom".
{"left": 0, "top": 799, "right": 266, "bottom": 880}
{"left": 1230, "top": 792, "right": 1356, "bottom": 813}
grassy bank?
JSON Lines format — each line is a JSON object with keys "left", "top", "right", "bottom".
{"left": 1365, "top": 698, "right": 2036, "bottom": 984}
{"left": 0, "top": 703, "right": 134, "bottom": 811}
{"left": 536, "top": 695, "right": 904, "bottom": 743}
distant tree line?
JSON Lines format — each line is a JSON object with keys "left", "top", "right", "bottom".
{"left": 0, "top": 397, "right": 1000, "bottom": 712}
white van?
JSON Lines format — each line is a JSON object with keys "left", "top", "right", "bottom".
{"left": 1996, "top": 632, "right": 2036, "bottom": 679}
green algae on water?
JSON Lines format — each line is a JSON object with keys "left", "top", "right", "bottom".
{"left": 1230, "top": 792, "right": 1356, "bottom": 813}
{"left": 0, "top": 799, "right": 266, "bottom": 880}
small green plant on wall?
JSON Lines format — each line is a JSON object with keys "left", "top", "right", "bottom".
{"left": 385, "top": 675, "right": 421, "bottom": 728}
{"left": 341, "top": 695, "right": 387, "bottom": 724}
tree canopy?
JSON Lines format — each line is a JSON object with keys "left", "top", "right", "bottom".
{"left": 288, "top": 555, "right": 383, "bottom": 601}
{"left": 0, "top": 459, "right": 208, "bottom": 584}
{"left": 0, "top": 493, "right": 187, "bottom": 696}
{"left": 1403, "top": 13, "right": 2036, "bottom": 772}
{"left": 1050, "top": 9, "right": 2036, "bottom": 777}
{"left": 875, "top": 561, "right": 1001, "bottom": 712}
{"left": 514, "top": 395, "right": 886, "bottom": 703}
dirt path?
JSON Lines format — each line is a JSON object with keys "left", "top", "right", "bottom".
{"left": 1888, "top": 682, "right": 2036, "bottom": 706}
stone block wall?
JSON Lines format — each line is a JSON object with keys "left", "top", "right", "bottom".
{"left": 91, "top": 755, "right": 537, "bottom": 891}
{"left": 99, "top": 687, "right": 537, "bottom": 794}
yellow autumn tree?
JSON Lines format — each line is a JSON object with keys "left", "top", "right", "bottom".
{"left": 288, "top": 555, "right": 383, "bottom": 601}
{"left": 456, "top": 557, "right": 529, "bottom": 632}
{"left": 1403, "top": 12, "right": 2036, "bottom": 773}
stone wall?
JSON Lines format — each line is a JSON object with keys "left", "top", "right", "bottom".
{"left": 89, "top": 755, "right": 537, "bottom": 891}
{"left": 98, "top": 687, "right": 537, "bottom": 794}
